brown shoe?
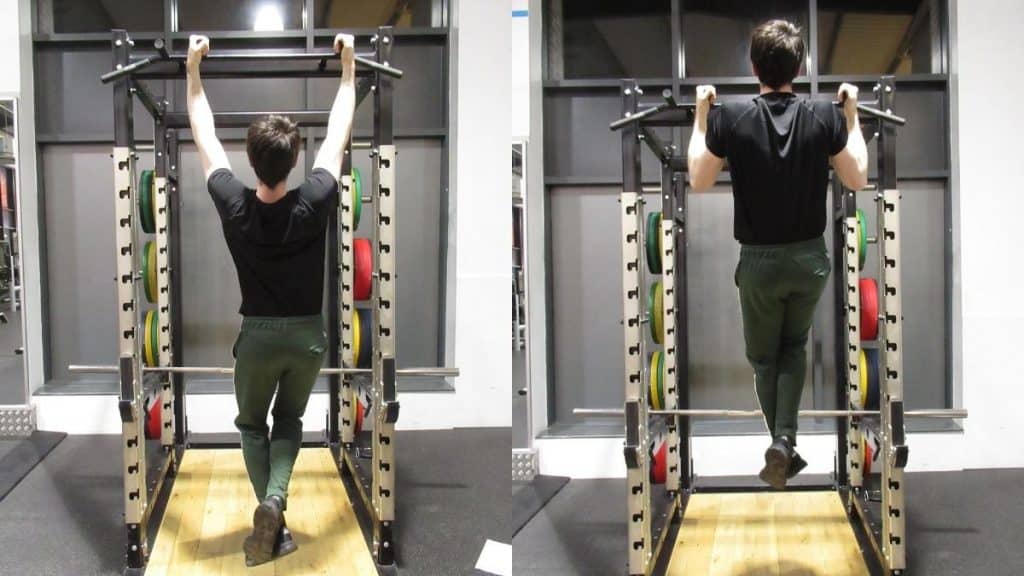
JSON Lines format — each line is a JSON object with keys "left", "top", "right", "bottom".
{"left": 758, "top": 436, "right": 792, "bottom": 490}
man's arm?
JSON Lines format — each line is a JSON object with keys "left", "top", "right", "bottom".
{"left": 186, "top": 35, "right": 230, "bottom": 181}
{"left": 313, "top": 34, "right": 356, "bottom": 180}
{"left": 831, "top": 83, "right": 869, "bottom": 191}
{"left": 688, "top": 84, "right": 726, "bottom": 192}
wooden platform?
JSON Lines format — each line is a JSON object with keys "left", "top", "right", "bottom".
{"left": 666, "top": 491, "right": 869, "bottom": 576}
{"left": 146, "top": 448, "right": 377, "bottom": 575}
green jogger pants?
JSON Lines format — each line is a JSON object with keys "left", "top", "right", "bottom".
{"left": 735, "top": 237, "right": 830, "bottom": 443}
{"left": 232, "top": 315, "right": 327, "bottom": 507}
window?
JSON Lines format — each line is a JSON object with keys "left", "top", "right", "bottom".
{"left": 39, "top": 0, "right": 163, "bottom": 34}
{"left": 682, "top": 0, "right": 808, "bottom": 78}
{"left": 313, "top": 0, "right": 440, "bottom": 29}
{"left": 549, "top": 0, "right": 672, "bottom": 80}
{"left": 177, "top": 0, "right": 304, "bottom": 32}
{"left": 818, "top": 0, "right": 942, "bottom": 75}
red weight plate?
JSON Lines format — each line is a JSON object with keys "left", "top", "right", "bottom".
{"left": 653, "top": 440, "right": 667, "bottom": 484}
{"left": 146, "top": 395, "right": 161, "bottom": 440}
{"left": 860, "top": 278, "right": 879, "bottom": 341}
{"left": 353, "top": 238, "right": 372, "bottom": 301}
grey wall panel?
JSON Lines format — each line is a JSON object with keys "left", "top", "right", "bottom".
{"left": 308, "top": 42, "right": 446, "bottom": 133}
{"left": 548, "top": 186, "right": 658, "bottom": 423}
{"left": 42, "top": 145, "right": 155, "bottom": 383}
{"left": 35, "top": 49, "right": 162, "bottom": 140}
{"left": 173, "top": 78, "right": 307, "bottom": 114}
{"left": 543, "top": 92, "right": 670, "bottom": 182}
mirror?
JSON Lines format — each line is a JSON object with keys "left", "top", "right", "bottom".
{"left": 0, "top": 98, "right": 27, "bottom": 406}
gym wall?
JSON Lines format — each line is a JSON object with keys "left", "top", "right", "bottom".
{"left": 537, "top": 1, "right": 954, "bottom": 435}
{"left": 31, "top": 4, "right": 451, "bottom": 394}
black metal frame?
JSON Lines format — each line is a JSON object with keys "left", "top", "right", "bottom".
{"left": 614, "top": 75, "right": 908, "bottom": 575}
{"left": 109, "top": 25, "right": 401, "bottom": 574}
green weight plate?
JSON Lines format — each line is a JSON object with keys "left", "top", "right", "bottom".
{"left": 857, "top": 209, "right": 867, "bottom": 270}
{"left": 648, "top": 282, "right": 664, "bottom": 344}
{"left": 139, "top": 170, "right": 155, "bottom": 234}
{"left": 655, "top": 350, "right": 665, "bottom": 410}
{"left": 645, "top": 211, "right": 662, "bottom": 275}
{"left": 143, "top": 241, "right": 157, "bottom": 303}
{"left": 352, "top": 168, "right": 363, "bottom": 229}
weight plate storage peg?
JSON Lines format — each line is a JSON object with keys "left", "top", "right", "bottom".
{"left": 648, "top": 282, "right": 664, "bottom": 344}
{"left": 139, "top": 169, "right": 156, "bottom": 234}
{"left": 353, "top": 238, "right": 372, "bottom": 301}
{"left": 143, "top": 241, "right": 158, "bottom": 303}
{"left": 645, "top": 211, "right": 662, "bottom": 274}
{"left": 352, "top": 167, "right": 363, "bottom": 229}
{"left": 857, "top": 208, "right": 868, "bottom": 270}
{"left": 860, "top": 278, "right": 879, "bottom": 341}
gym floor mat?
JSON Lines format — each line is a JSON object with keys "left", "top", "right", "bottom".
{"left": 0, "top": 431, "right": 66, "bottom": 502}
{"left": 511, "top": 475, "right": 569, "bottom": 539}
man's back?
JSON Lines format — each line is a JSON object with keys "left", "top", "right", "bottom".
{"left": 207, "top": 168, "right": 338, "bottom": 317}
{"left": 707, "top": 93, "right": 848, "bottom": 245}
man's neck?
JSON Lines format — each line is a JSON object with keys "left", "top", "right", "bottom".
{"left": 759, "top": 84, "right": 795, "bottom": 95}
{"left": 256, "top": 181, "right": 288, "bottom": 203}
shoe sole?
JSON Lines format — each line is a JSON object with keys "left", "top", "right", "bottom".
{"left": 244, "top": 501, "right": 283, "bottom": 566}
{"left": 758, "top": 447, "right": 789, "bottom": 490}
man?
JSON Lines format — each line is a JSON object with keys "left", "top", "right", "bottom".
{"left": 687, "top": 19, "right": 868, "bottom": 490}
{"left": 186, "top": 32, "right": 356, "bottom": 565}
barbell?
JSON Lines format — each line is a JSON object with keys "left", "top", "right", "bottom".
{"left": 69, "top": 364, "right": 458, "bottom": 378}
{"left": 574, "top": 407, "right": 967, "bottom": 419}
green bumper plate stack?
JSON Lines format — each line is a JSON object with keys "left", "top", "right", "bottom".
{"left": 645, "top": 211, "right": 662, "bottom": 274}
{"left": 139, "top": 170, "right": 156, "bottom": 234}
{"left": 648, "top": 351, "right": 665, "bottom": 410}
{"left": 648, "top": 282, "right": 664, "bottom": 344}
{"left": 352, "top": 168, "right": 363, "bottom": 229}
{"left": 143, "top": 241, "right": 157, "bottom": 303}
{"left": 857, "top": 209, "right": 867, "bottom": 270}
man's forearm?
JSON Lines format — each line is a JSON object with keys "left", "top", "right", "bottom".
{"left": 845, "top": 114, "right": 869, "bottom": 177}
{"left": 186, "top": 65, "right": 215, "bottom": 140}
{"left": 323, "top": 73, "right": 355, "bottom": 154}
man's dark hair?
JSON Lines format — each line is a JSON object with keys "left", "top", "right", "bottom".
{"left": 246, "top": 115, "right": 300, "bottom": 187}
{"left": 750, "top": 19, "right": 805, "bottom": 90}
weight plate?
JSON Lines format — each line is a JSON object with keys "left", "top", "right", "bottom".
{"left": 863, "top": 427, "right": 881, "bottom": 475}
{"left": 353, "top": 238, "right": 372, "bottom": 301}
{"left": 139, "top": 170, "right": 155, "bottom": 234}
{"left": 655, "top": 350, "right": 665, "bottom": 410}
{"left": 352, "top": 168, "right": 363, "bottom": 229}
{"left": 652, "top": 439, "right": 667, "bottom": 484}
{"left": 146, "top": 395, "right": 161, "bottom": 440}
{"left": 142, "top": 311, "right": 155, "bottom": 367}
{"left": 645, "top": 211, "right": 662, "bottom": 275}
{"left": 857, "top": 209, "right": 867, "bottom": 270}
{"left": 648, "top": 351, "right": 661, "bottom": 410}
{"left": 355, "top": 398, "right": 364, "bottom": 435}
{"left": 860, "top": 278, "right": 879, "bottom": 341}
{"left": 648, "top": 282, "right": 664, "bottom": 344}
{"left": 856, "top": 350, "right": 868, "bottom": 410}
{"left": 356, "top": 308, "right": 372, "bottom": 368}
{"left": 864, "top": 348, "right": 880, "bottom": 410}
{"left": 143, "top": 241, "right": 158, "bottom": 303}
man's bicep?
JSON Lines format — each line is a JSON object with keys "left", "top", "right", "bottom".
{"left": 312, "top": 146, "right": 341, "bottom": 181}
{"left": 200, "top": 136, "right": 231, "bottom": 181}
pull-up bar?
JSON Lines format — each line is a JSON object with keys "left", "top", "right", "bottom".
{"left": 610, "top": 89, "right": 906, "bottom": 130}
{"left": 101, "top": 42, "right": 404, "bottom": 84}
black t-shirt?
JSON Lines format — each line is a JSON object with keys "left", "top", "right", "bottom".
{"left": 706, "top": 92, "right": 848, "bottom": 245}
{"left": 207, "top": 168, "right": 338, "bottom": 317}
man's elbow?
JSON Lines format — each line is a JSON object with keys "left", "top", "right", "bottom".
{"left": 689, "top": 173, "right": 714, "bottom": 192}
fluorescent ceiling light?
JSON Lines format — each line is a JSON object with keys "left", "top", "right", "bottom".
{"left": 254, "top": 4, "right": 285, "bottom": 31}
